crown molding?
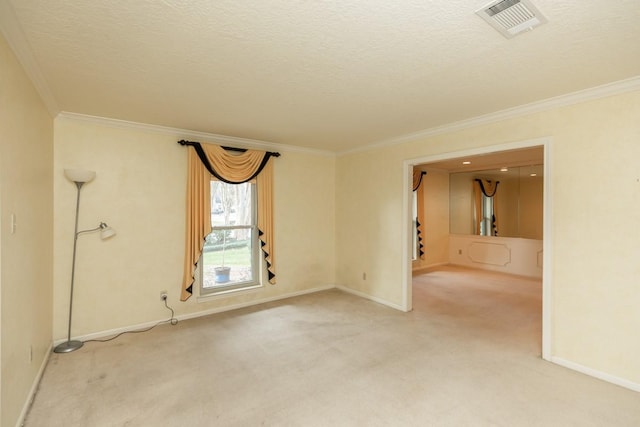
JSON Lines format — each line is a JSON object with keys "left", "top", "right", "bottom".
{"left": 56, "top": 112, "right": 336, "bottom": 157}
{"left": 0, "top": 0, "right": 59, "bottom": 117}
{"left": 339, "top": 75, "right": 640, "bottom": 156}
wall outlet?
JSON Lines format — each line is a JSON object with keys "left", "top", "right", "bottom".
{"left": 160, "top": 291, "right": 168, "bottom": 301}
{"left": 362, "top": 272, "right": 367, "bottom": 280}
{"left": 458, "top": 249, "right": 462, "bottom": 255}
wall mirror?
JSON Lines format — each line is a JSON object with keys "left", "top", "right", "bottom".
{"left": 449, "top": 164, "right": 543, "bottom": 239}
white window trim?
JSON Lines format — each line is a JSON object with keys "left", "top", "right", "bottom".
{"left": 198, "top": 180, "right": 263, "bottom": 298}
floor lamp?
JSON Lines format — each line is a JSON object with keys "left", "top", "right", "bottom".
{"left": 54, "top": 169, "right": 116, "bottom": 354}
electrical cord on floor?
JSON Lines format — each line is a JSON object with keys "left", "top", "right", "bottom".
{"left": 84, "top": 298, "right": 178, "bottom": 344}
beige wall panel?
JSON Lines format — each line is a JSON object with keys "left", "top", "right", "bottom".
{"left": 519, "top": 176, "right": 544, "bottom": 240}
{"left": 53, "top": 118, "right": 336, "bottom": 338}
{"left": 0, "top": 34, "right": 54, "bottom": 427}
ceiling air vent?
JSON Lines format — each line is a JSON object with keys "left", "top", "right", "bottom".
{"left": 476, "top": 0, "right": 547, "bottom": 39}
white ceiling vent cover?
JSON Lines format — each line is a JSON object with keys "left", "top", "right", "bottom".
{"left": 476, "top": 0, "right": 547, "bottom": 39}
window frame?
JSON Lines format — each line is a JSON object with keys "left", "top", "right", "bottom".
{"left": 199, "top": 180, "right": 262, "bottom": 297}
{"left": 480, "top": 193, "right": 495, "bottom": 236}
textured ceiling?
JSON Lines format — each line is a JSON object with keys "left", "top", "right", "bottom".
{"left": 3, "top": 0, "right": 640, "bottom": 152}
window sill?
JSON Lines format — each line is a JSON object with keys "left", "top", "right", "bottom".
{"left": 196, "top": 283, "right": 264, "bottom": 302}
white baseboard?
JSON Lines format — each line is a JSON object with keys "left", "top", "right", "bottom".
{"left": 53, "top": 285, "right": 337, "bottom": 345}
{"left": 178, "top": 284, "right": 336, "bottom": 322}
{"left": 54, "top": 284, "right": 408, "bottom": 346}
{"left": 551, "top": 356, "right": 640, "bottom": 393}
{"left": 53, "top": 318, "right": 174, "bottom": 346}
{"left": 16, "top": 343, "right": 52, "bottom": 427}
{"left": 335, "top": 285, "right": 405, "bottom": 311}
{"left": 412, "top": 262, "right": 449, "bottom": 276}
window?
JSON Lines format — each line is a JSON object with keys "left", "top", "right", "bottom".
{"left": 200, "top": 180, "right": 260, "bottom": 295}
{"left": 479, "top": 193, "right": 496, "bottom": 236}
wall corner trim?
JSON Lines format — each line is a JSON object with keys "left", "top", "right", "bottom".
{"left": 335, "top": 285, "right": 406, "bottom": 312}
{"left": 551, "top": 356, "right": 640, "bottom": 393}
{"left": 16, "top": 343, "right": 53, "bottom": 427}
{"left": 0, "top": 0, "right": 59, "bottom": 117}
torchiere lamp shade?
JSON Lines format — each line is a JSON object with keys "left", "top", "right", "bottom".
{"left": 64, "top": 169, "right": 96, "bottom": 183}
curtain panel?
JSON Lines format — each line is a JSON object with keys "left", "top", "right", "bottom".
{"left": 413, "top": 171, "right": 427, "bottom": 260}
{"left": 178, "top": 140, "right": 279, "bottom": 301}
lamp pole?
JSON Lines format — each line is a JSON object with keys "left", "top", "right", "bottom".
{"left": 54, "top": 181, "right": 86, "bottom": 353}
{"left": 54, "top": 169, "right": 115, "bottom": 354}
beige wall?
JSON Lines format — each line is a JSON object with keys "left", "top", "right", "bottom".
{"left": 496, "top": 175, "right": 520, "bottom": 237}
{"left": 336, "top": 150, "right": 402, "bottom": 302}
{"left": 336, "top": 89, "right": 640, "bottom": 385}
{"left": 519, "top": 175, "right": 543, "bottom": 239}
{"left": 0, "top": 34, "right": 53, "bottom": 427}
{"left": 53, "top": 117, "right": 336, "bottom": 339}
{"left": 449, "top": 172, "right": 474, "bottom": 235}
{"left": 449, "top": 234, "right": 543, "bottom": 278}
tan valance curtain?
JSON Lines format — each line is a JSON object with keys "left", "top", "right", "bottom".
{"left": 200, "top": 144, "right": 271, "bottom": 183}
{"left": 178, "top": 140, "right": 279, "bottom": 301}
{"left": 473, "top": 178, "right": 500, "bottom": 236}
{"left": 413, "top": 170, "right": 426, "bottom": 259}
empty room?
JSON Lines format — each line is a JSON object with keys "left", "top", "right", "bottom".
{"left": 411, "top": 146, "right": 545, "bottom": 364}
{"left": 1, "top": 1, "right": 640, "bottom": 426}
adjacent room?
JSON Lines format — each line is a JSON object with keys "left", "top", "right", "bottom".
{"left": 1, "top": 1, "right": 640, "bottom": 426}
{"left": 411, "top": 146, "right": 545, "bottom": 357}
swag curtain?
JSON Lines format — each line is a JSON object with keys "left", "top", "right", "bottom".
{"left": 413, "top": 171, "right": 427, "bottom": 260}
{"left": 178, "top": 140, "right": 279, "bottom": 301}
{"left": 473, "top": 178, "right": 500, "bottom": 236}
{"left": 181, "top": 147, "right": 212, "bottom": 301}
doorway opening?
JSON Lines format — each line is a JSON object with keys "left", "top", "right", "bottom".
{"left": 401, "top": 137, "right": 552, "bottom": 360}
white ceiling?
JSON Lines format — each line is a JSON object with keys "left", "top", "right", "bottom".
{"left": 2, "top": 0, "right": 640, "bottom": 152}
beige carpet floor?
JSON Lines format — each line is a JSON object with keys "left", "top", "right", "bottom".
{"left": 26, "top": 266, "right": 640, "bottom": 426}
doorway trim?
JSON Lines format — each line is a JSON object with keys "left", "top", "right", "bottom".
{"left": 401, "top": 136, "right": 552, "bottom": 361}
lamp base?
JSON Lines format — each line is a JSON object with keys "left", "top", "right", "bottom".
{"left": 53, "top": 340, "right": 84, "bottom": 353}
